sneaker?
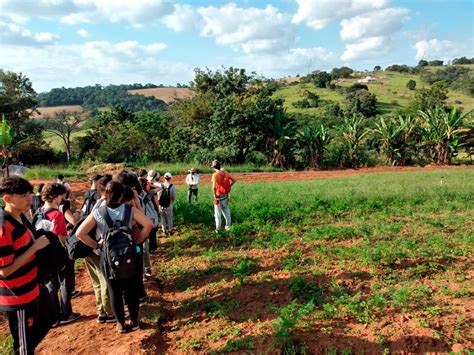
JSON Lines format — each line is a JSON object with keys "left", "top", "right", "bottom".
{"left": 59, "top": 312, "right": 81, "bottom": 325}
{"left": 130, "top": 320, "right": 140, "bottom": 331}
{"left": 117, "top": 323, "right": 129, "bottom": 334}
{"left": 144, "top": 268, "right": 152, "bottom": 278}
{"left": 51, "top": 320, "right": 60, "bottom": 328}
{"left": 97, "top": 314, "right": 107, "bottom": 324}
{"left": 71, "top": 290, "right": 82, "bottom": 299}
{"left": 97, "top": 314, "right": 114, "bottom": 324}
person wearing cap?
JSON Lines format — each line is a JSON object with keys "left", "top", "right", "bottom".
{"left": 158, "top": 173, "right": 176, "bottom": 235}
{"left": 211, "top": 160, "right": 237, "bottom": 232}
{"left": 185, "top": 168, "right": 200, "bottom": 203}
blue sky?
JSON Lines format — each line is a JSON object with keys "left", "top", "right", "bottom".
{"left": 0, "top": 0, "right": 472, "bottom": 92}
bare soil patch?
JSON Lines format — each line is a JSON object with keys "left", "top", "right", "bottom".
{"left": 128, "top": 88, "right": 195, "bottom": 104}
{"left": 31, "top": 105, "right": 83, "bottom": 118}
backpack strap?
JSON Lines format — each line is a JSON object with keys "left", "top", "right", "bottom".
{"left": 21, "top": 213, "right": 39, "bottom": 239}
{"left": 123, "top": 204, "right": 132, "bottom": 228}
{"left": 99, "top": 204, "right": 132, "bottom": 229}
{"left": 98, "top": 205, "right": 114, "bottom": 229}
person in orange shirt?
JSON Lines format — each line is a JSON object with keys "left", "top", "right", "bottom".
{"left": 211, "top": 160, "right": 237, "bottom": 232}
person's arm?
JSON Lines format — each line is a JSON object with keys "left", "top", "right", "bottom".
{"left": 0, "top": 236, "right": 50, "bottom": 278}
{"left": 64, "top": 209, "right": 76, "bottom": 225}
{"left": 228, "top": 173, "right": 237, "bottom": 186}
{"left": 171, "top": 186, "right": 177, "bottom": 203}
{"left": 185, "top": 175, "right": 190, "bottom": 186}
{"left": 76, "top": 213, "right": 99, "bottom": 249}
{"left": 133, "top": 208, "right": 153, "bottom": 244}
{"left": 153, "top": 193, "right": 159, "bottom": 207}
{"left": 212, "top": 174, "right": 217, "bottom": 198}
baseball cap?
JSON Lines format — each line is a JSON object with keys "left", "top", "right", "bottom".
{"left": 164, "top": 172, "right": 172, "bottom": 179}
{"left": 147, "top": 169, "right": 159, "bottom": 181}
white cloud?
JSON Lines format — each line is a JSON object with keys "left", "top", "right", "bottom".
{"left": 341, "top": 36, "right": 388, "bottom": 61}
{"left": 76, "top": 28, "right": 88, "bottom": 37}
{"left": 0, "top": 0, "right": 175, "bottom": 26}
{"left": 197, "top": 3, "right": 296, "bottom": 54}
{"left": 240, "top": 47, "right": 336, "bottom": 75}
{"left": 292, "top": 0, "right": 389, "bottom": 30}
{"left": 340, "top": 7, "right": 409, "bottom": 41}
{"left": 0, "top": 40, "right": 191, "bottom": 92}
{"left": 162, "top": 4, "right": 201, "bottom": 32}
{"left": 61, "top": 0, "right": 174, "bottom": 25}
{"left": 0, "top": 21, "right": 60, "bottom": 46}
{"left": 414, "top": 39, "right": 470, "bottom": 61}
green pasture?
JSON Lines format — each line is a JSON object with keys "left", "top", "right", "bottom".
{"left": 275, "top": 70, "right": 474, "bottom": 115}
{"left": 150, "top": 168, "right": 473, "bottom": 352}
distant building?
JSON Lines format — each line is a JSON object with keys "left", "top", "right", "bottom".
{"left": 358, "top": 75, "right": 377, "bottom": 83}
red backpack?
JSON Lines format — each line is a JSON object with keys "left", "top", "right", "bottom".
{"left": 216, "top": 171, "right": 232, "bottom": 196}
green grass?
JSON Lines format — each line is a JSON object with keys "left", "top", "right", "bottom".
{"left": 24, "top": 165, "right": 87, "bottom": 180}
{"left": 43, "top": 129, "right": 90, "bottom": 151}
{"left": 142, "top": 162, "right": 284, "bottom": 175}
{"left": 148, "top": 168, "right": 474, "bottom": 352}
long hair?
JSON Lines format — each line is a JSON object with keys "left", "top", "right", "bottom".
{"left": 104, "top": 181, "right": 124, "bottom": 208}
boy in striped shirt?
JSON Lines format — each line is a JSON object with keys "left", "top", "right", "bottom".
{"left": 0, "top": 177, "right": 50, "bottom": 355}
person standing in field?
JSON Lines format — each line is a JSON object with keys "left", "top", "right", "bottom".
{"left": 211, "top": 160, "right": 236, "bottom": 232}
{"left": 57, "top": 174, "right": 76, "bottom": 212}
{"left": 158, "top": 173, "right": 176, "bottom": 236}
{"left": 185, "top": 168, "right": 199, "bottom": 203}
{"left": 0, "top": 177, "right": 50, "bottom": 354}
{"left": 30, "top": 183, "right": 44, "bottom": 218}
{"left": 146, "top": 170, "right": 161, "bottom": 252}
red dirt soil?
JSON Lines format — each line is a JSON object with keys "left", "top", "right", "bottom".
{"left": 1, "top": 166, "right": 473, "bottom": 354}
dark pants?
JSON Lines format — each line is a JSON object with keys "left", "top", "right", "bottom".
{"left": 187, "top": 188, "right": 198, "bottom": 203}
{"left": 46, "top": 258, "right": 74, "bottom": 322}
{"left": 6, "top": 286, "right": 53, "bottom": 355}
{"left": 148, "top": 226, "right": 158, "bottom": 252}
{"left": 106, "top": 278, "right": 140, "bottom": 326}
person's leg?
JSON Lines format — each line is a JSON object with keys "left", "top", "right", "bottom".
{"left": 168, "top": 206, "right": 174, "bottom": 233}
{"left": 159, "top": 207, "right": 167, "bottom": 234}
{"left": 85, "top": 254, "right": 112, "bottom": 317}
{"left": 58, "top": 258, "right": 74, "bottom": 319}
{"left": 221, "top": 198, "right": 232, "bottom": 230}
{"left": 46, "top": 276, "right": 60, "bottom": 324}
{"left": 193, "top": 189, "right": 198, "bottom": 202}
{"left": 148, "top": 226, "right": 158, "bottom": 252}
{"left": 124, "top": 277, "right": 140, "bottom": 326}
{"left": 187, "top": 188, "right": 192, "bottom": 204}
{"left": 142, "top": 239, "right": 151, "bottom": 273}
{"left": 7, "top": 301, "right": 39, "bottom": 355}
{"left": 106, "top": 279, "right": 126, "bottom": 326}
{"left": 214, "top": 203, "right": 222, "bottom": 231}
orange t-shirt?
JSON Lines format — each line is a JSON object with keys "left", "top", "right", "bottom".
{"left": 212, "top": 170, "right": 233, "bottom": 197}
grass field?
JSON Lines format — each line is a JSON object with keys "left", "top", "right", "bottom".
{"left": 274, "top": 66, "right": 474, "bottom": 116}
{"left": 132, "top": 168, "right": 474, "bottom": 353}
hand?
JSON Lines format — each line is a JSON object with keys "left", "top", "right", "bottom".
{"left": 34, "top": 235, "right": 50, "bottom": 251}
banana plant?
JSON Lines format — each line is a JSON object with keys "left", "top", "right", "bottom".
{"left": 418, "top": 105, "right": 471, "bottom": 164}
{"left": 373, "top": 115, "right": 417, "bottom": 166}
{"left": 0, "top": 113, "right": 31, "bottom": 176}
{"left": 298, "top": 124, "right": 330, "bottom": 168}
{"left": 341, "top": 115, "right": 370, "bottom": 168}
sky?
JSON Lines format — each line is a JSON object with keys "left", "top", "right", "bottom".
{"left": 0, "top": 0, "right": 473, "bottom": 93}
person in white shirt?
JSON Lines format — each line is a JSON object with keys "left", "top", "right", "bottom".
{"left": 158, "top": 172, "right": 176, "bottom": 235}
{"left": 185, "top": 168, "right": 199, "bottom": 203}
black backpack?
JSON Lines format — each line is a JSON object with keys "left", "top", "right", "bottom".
{"left": 159, "top": 184, "right": 173, "bottom": 208}
{"left": 20, "top": 215, "right": 68, "bottom": 283}
{"left": 99, "top": 205, "right": 138, "bottom": 280}
{"left": 81, "top": 189, "right": 97, "bottom": 216}
{"left": 65, "top": 216, "right": 95, "bottom": 259}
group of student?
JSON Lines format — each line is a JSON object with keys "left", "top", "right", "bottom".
{"left": 0, "top": 160, "right": 236, "bottom": 354}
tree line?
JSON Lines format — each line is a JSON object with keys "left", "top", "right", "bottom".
{"left": 0, "top": 64, "right": 473, "bottom": 169}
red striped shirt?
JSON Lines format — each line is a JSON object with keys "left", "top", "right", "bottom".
{"left": 0, "top": 210, "right": 39, "bottom": 311}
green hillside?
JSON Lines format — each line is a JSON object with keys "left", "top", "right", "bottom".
{"left": 274, "top": 65, "right": 474, "bottom": 116}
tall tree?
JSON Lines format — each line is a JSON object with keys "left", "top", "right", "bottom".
{"left": 43, "top": 110, "right": 88, "bottom": 161}
{"left": 0, "top": 70, "right": 38, "bottom": 141}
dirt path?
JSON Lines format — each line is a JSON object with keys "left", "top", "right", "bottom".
{"left": 31, "top": 165, "right": 474, "bottom": 199}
